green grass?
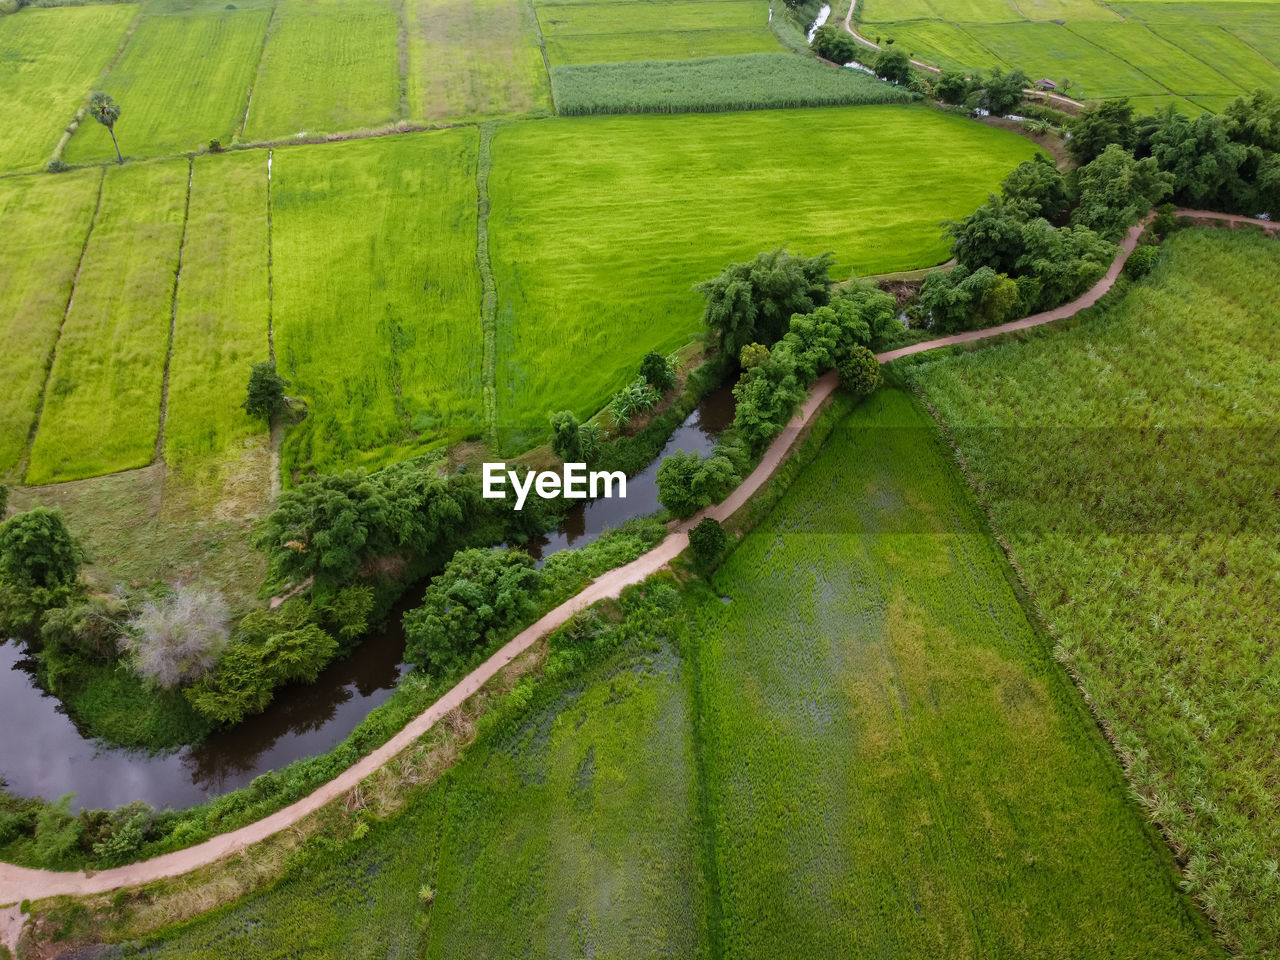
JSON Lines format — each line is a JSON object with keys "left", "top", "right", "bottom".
{"left": 0, "top": 169, "right": 102, "bottom": 478}
{"left": 0, "top": 3, "right": 137, "bottom": 172}
{"left": 902, "top": 228, "right": 1280, "bottom": 955}
{"left": 242, "top": 0, "right": 401, "bottom": 141}
{"left": 406, "top": 0, "right": 553, "bottom": 123}
{"left": 1065, "top": 21, "right": 1245, "bottom": 97}
{"left": 1145, "top": 20, "right": 1280, "bottom": 93}
{"left": 27, "top": 159, "right": 189, "bottom": 485}
{"left": 487, "top": 105, "right": 1038, "bottom": 450}
{"left": 872, "top": 20, "right": 1007, "bottom": 72}
{"left": 689, "top": 388, "right": 1222, "bottom": 958}
{"left": 538, "top": 0, "right": 780, "bottom": 64}
{"left": 551, "top": 52, "right": 916, "bottom": 114}
{"left": 62, "top": 5, "right": 270, "bottom": 163}
{"left": 164, "top": 150, "right": 270, "bottom": 474}
{"left": 272, "top": 130, "right": 484, "bottom": 476}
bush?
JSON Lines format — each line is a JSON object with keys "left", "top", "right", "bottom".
{"left": 208, "top": 138, "right": 223, "bottom": 152}
{"left": 1152, "top": 202, "right": 1178, "bottom": 239}
{"left": 608, "top": 377, "right": 659, "bottom": 428}
{"left": 639, "top": 351, "right": 676, "bottom": 393}
{"left": 39, "top": 593, "right": 124, "bottom": 663}
{"left": 44, "top": 157, "right": 68, "bottom": 173}
{"left": 90, "top": 802, "right": 153, "bottom": 867}
{"left": 549, "top": 409, "right": 583, "bottom": 461}
{"left": 122, "top": 586, "right": 230, "bottom": 689}
{"left": 1124, "top": 244, "right": 1160, "bottom": 279}
{"left": 33, "top": 795, "right": 82, "bottom": 867}
{"left": 0, "top": 483, "right": 7, "bottom": 517}
{"left": 689, "top": 517, "right": 729, "bottom": 573}
{"left": 935, "top": 71, "right": 972, "bottom": 105}
{"left": 656, "top": 451, "right": 739, "bottom": 519}
{"left": 837, "top": 345, "right": 882, "bottom": 395}
{"left": 243, "top": 360, "right": 288, "bottom": 421}
{"left": 0, "top": 507, "right": 80, "bottom": 588}
{"left": 811, "top": 23, "right": 859, "bottom": 64}
{"left": 873, "top": 48, "right": 911, "bottom": 85}
{"left": 402, "top": 549, "right": 541, "bottom": 672}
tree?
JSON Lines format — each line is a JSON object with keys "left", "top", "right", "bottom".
{"left": 88, "top": 91, "right": 123, "bottom": 164}
{"left": 945, "top": 195, "right": 1029, "bottom": 274}
{"left": 243, "top": 360, "right": 288, "bottom": 421}
{"left": 696, "top": 250, "right": 834, "bottom": 361}
{"left": 656, "top": 451, "right": 704, "bottom": 519}
{"left": 402, "top": 548, "right": 541, "bottom": 672}
{"left": 549, "top": 409, "right": 583, "bottom": 461}
{"left": 123, "top": 585, "right": 230, "bottom": 689}
{"left": 1072, "top": 144, "right": 1173, "bottom": 238}
{"left": 1148, "top": 110, "right": 1248, "bottom": 209}
{"left": 739, "top": 342, "right": 769, "bottom": 370}
{"left": 1000, "top": 154, "right": 1073, "bottom": 221}
{"left": 689, "top": 517, "right": 728, "bottom": 573}
{"left": 1067, "top": 98, "right": 1136, "bottom": 165}
{"left": 1015, "top": 220, "right": 1115, "bottom": 309}
{"left": 639, "top": 350, "right": 676, "bottom": 392}
{"left": 0, "top": 508, "right": 80, "bottom": 588}
{"left": 935, "top": 71, "right": 971, "bottom": 105}
{"left": 837, "top": 345, "right": 882, "bottom": 396}
{"left": 811, "top": 23, "right": 859, "bottom": 64}
{"left": 1123, "top": 244, "right": 1160, "bottom": 280}
{"left": 917, "top": 265, "right": 1019, "bottom": 333}
{"left": 978, "top": 67, "right": 1028, "bottom": 117}
{"left": 873, "top": 48, "right": 911, "bottom": 85}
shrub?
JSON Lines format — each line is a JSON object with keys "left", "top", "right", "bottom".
{"left": 44, "top": 157, "right": 68, "bottom": 173}
{"left": 0, "top": 507, "right": 80, "bottom": 588}
{"left": 656, "top": 451, "right": 739, "bottom": 519}
{"left": 873, "top": 48, "right": 911, "bottom": 85}
{"left": 1124, "top": 244, "right": 1160, "bottom": 279}
{"left": 402, "top": 549, "right": 541, "bottom": 672}
{"left": 639, "top": 351, "right": 676, "bottom": 393}
{"left": 208, "top": 138, "right": 223, "bottom": 152}
{"left": 90, "top": 802, "right": 153, "bottom": 867}
{"left": 39, "top": 593, "right": 124, "bottom": 663}
{"left": 123, "top": 586, "right": 231, "bottom": 689}
{"left": 1152, "top": 202, "right": 1178, "bottom": 239}
{"left": 837, "top": 345, "right": 882, "bottom": 396}
{"left": 689, "top": 517, "right": 729, "bottom": 572}
{"left": 33, "top": 795, "right": 82, "bottom": 867}
{"left": 811, "top": 24, "right": 859, "bottom": 64}
{"left": 0, "top": 483, "right": 7, "bottom": 517}
{"left": 935, "top": 71, "right": 971, "bottom": 105}
{"left": 243, "top": 360, "right": 288, "bottom": 421}
{"left": 608, "top": 377, "right": 659, "bottom": 428}
{"left": 549, "top": 409, "right": 583, "bottom": 461}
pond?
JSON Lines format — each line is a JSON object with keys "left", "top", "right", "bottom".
{"left": 0, "top": 384, "right": 735, "bottom": 811}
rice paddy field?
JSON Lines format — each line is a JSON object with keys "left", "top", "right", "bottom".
{"left": 688, "top": 388, "right": 1220, "bottom": 958}
{"left": 0, "top": 3, "right": 138, "bottom": 172}
{"left": 487, "top": 105, "right": 1037, "bottom": 450}
{"left": 62, "top": 0, "right": 272, "bottom": 163}
{"left": 536, "top": 0, "right": 781, "bottom": 65}
{"left": 406, "top": 0, "right": 553, "bottom": 122}
{"left": 0, "top": 169, "right": 103, "bottom": 477}
{"left": 163, "top": 150, "right": 271, "bottom": 473}
{"left": 271, "top": 130, "right": 485, "bottom": 475}
{"left": 860, "top": 0, "right": 1280, "bottom": 105}
{"left": 27, "top": 159, "right": 190, "bottom": 485}
{"left": 902, "top": 227, "right": 1280, "bottom": 954}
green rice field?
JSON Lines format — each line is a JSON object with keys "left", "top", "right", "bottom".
{"left": 688, "top": 388, "right": 1220, "bottom": 958}
{"left": 904, "top": 228, "right": 1280, "bottom": 955}
{"left": 0, "top": 4, "right": 138, "bottom": 172}
{"left": 163, "top": 150, "right": 271, "bottom": 472}
{"left": 537, "top": 0, "right": 781, "bottom": 65}
{"left": 271, "top": 130, "right": 484, "bottom": 475}
{"left": 27, "top": 159, "right": 190, "bottom": 485}
{"left": 242, "top": 0, "right": 402, "bottom": 140}
{"left": 0, "top": 170, "right": 102, "bottom": 477}
{"left": 487, "top": 105, "right": 1038, "bottom": 450}
{"left": 406, "top": 0, "right": 553, "bottom": 122}
{"left": 63, "top": 3, "right": 271, "bottom": 163}
{"left": 861, "top": 0, "right": 1280, "bottom": 104}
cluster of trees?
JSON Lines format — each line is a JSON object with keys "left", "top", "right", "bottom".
{"left": 810, "top": 27, "right": 911, "bottom": 84}
{"left": 933, "top": 67, "right": 1030, "bottom": 118}
{"left": 549, "top": 351, "right": 676, "bottom": 458}
{"left": 1068, "top": 91, "right": 1280, "bottom": 218}
{"left": 657, "top": 252, "right": 895, "bottom": 519}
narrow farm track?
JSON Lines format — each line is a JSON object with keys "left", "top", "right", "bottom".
{"left": 0, "top": 210, "right": 1272, "bottom": 922}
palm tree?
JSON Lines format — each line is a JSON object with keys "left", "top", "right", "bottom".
{"left": 88, "top": 91, "right": 122, "bottom": 164}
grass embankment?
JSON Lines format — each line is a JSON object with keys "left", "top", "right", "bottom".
{"left": 535, "top": 0, "right": 780, "bottom": 66}
{"left": 688, "top": 387, "right": 1220, "bottom": 957}
{"left": 27, "top": 159, "right": 189, "bottom": 485}
{"left": 0, "top": 170, "right": 101, "bottom": 477}
{"left": 0, "top": 3, "right": 136, "bottom": 172}
{"left": 902, "top": 227, "right": 1280, "bottom": 955}
{"left": 487, "top": 104, "right": 1038, "bottom": 450}
{"left": 272, "top": 129, "right": 485, "bottom": 476}
{"left": 63, "top": 0, "right": 271, "bottom": 163}
{"left": 551, "top": 53, "right": 916, "bottom": 115}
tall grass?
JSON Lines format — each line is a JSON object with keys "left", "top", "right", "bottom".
{"left": 688, "top": 388, "right": 1221, "bottom": 957}
{"left": 0, "top": 170, "right": 101, "bottom": 477}
{"left": 903, "top": 228, "right": 1280, "bottom": 955}
{"left": 28, "top": 160, "right": 190, "bottom": 484}
{"left": 552, "top": 53, "right": 915, "bottom": 115}
{"left": 271, "top": 130, "right": 484, "bottom": 477}
{"left": 164, "top": 150, "right": 271, "bottom": 475}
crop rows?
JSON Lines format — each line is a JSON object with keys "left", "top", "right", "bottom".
{"left": 551, "top": 52, "right": 915, "bottom": 115}
{"left": 904, "top": 228, "right": 1280, "bottom": 954}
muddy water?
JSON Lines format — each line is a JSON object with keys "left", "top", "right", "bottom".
{"left": 0, "top": 386, "right": 735, "bottom": 811}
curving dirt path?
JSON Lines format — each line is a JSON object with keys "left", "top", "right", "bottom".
{"left": 1, "top": 209, "right": 1273, "bottom": 932}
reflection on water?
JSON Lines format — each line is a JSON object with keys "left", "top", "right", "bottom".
{"left": 0, "top": 385, "right": 734, "bottom": 811}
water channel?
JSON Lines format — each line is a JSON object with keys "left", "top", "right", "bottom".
{"left": 0, "top": 385, "right": 735, "bottom": 811}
